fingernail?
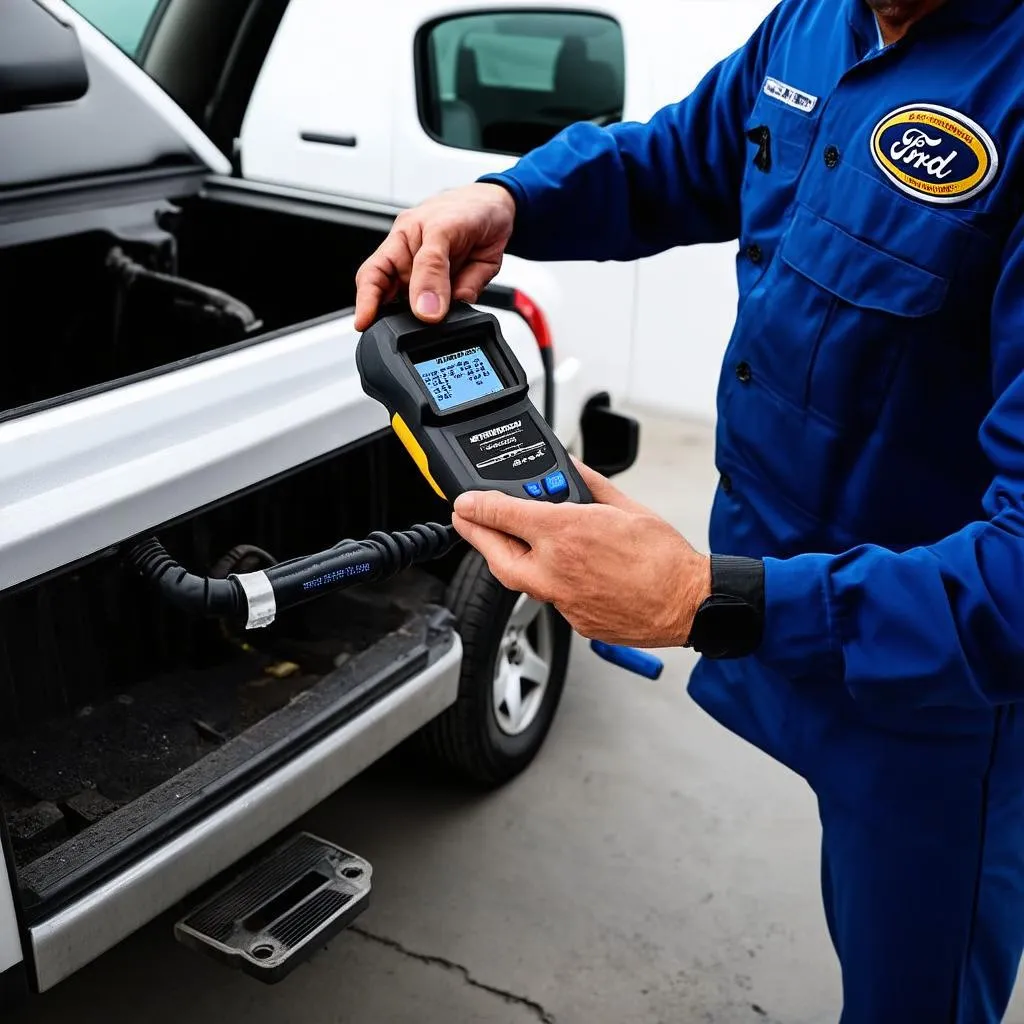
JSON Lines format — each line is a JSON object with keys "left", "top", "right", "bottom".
{"left": 454, "top": 493, "right": 476, "bottom": 517}
{"left": 416, "top": 292, "right": 441, "bottom": 317}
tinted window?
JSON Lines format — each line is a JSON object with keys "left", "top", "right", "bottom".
{"left": 419, "top": 12, "right": 625, "bottom": 156}
{"left": 65, "top": 0, "right": 162, "bottom": 57}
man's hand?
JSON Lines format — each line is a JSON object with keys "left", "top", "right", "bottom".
{"left": 451, "top": 461, "right": 711, "bottom": 648}
{"left": 354, "top": 183, "right": 517, "bottom": 331}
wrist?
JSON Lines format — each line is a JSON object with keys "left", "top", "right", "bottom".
{"left": 476, "top": 175, "right": 522, "bottom": 217}
{"left": 680, "top": 553, "right": 712, "bottom": 643}
{"left": 481, "top": 182, "right": 517, "bottom": 216}
{"left": 684, "top": 554, "right": 765, "bottom": 658}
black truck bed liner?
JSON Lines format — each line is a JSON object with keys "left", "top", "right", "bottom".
{"left": 3, "top": 571, "right": 453, "bottom": 920}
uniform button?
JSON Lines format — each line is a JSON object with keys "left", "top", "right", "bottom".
{"left": 824, "top": 145, "right": 841, "bottom": 169}
{"left": 745, "top": 243, "right": 763, "bottom": 264}
{"left": 720, "top": 472, "right": 733, "bottom": 494}
{"left": 735, "top": 361, "right": 752, "bottom": 384}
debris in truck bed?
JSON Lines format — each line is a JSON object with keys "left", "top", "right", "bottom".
{"left": 0, "top": 653, "right": 317, "bottom": 814}
{"left": 6, "top": 801, "right": 66, "bottom": 863}
{"left": 63, "top": 788, "right": 119, "bottom": 828}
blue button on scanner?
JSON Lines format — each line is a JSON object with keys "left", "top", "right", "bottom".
{"left": 544, "top": 471, "right": 568, "bottom": 496}
{"left": 523, "top": 481, "right": 545, "bottom": 498}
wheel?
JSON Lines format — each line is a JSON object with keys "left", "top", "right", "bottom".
{"left": 422, "top": 549, "right": 572, "bottom": 788}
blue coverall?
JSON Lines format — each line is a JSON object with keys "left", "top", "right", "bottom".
{"left": 480, "top": 0, "right": 1024, "bottom": 1020}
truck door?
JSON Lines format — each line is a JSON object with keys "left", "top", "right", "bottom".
{"left": 237, "top": 2, "right": 396, "bottom": 202}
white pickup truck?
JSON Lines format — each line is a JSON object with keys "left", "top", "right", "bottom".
{"left": 0, "top": 0, "right": 640, "bottom": 1004}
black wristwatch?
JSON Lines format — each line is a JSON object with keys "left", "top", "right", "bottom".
{"left": 684, "top": 555, "right": 765, "bottom": 659}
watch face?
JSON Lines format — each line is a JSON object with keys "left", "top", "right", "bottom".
{"left": 691, "top": 596, "right": 761, "bottom": 659}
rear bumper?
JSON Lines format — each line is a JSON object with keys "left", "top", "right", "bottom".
{"left": 28, "top": 632, "right": 462, "bottom": 992}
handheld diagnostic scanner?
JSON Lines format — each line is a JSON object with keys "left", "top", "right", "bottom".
{"left": 356, "top": 301, "right": 592, "bottom": 505}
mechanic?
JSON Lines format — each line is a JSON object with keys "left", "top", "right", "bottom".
{"left": 354, "top": 0, "right": 1024, "bottom": 1020}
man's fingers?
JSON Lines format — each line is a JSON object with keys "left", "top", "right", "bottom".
{"left": 451, "top": 514, "right": 537, "bottom": 593}
{"left": 409, "top": 225, "right": 454, "bottom": 323}
{"left": 572, "top": 457, "right": 650, "bottom": 514}
{"left": 452, "top": 258, "right": 503, "bottom": 304}
{"left": 353, "top": 264, "right": 390, "bottom": 332}
{"left": 453, "top": 489, "right": 560, "bottom": 545}
{"left": 354, "top": 236, "right": 414, "bottom": 331}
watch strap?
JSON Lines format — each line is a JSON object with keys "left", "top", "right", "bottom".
{"left": 684, "top": 555, "right": 765, "bottom": 658}
{"left": 710, "top": 554, "right": 765, "bottom": 616}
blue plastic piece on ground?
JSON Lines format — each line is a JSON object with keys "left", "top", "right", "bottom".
{"left": 589, "top": 640, "right": 664, "bottom": 680}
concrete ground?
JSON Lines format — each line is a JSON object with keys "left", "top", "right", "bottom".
{"left": 14, "top": 409, "right": 1024, "bottom": 1024}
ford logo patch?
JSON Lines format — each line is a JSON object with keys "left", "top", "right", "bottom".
{"left": 870, "top": 103, "right": 999, "bottom": 205}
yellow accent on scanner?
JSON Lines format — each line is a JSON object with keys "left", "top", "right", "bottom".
{"left": 391, "top": 413, "right": 448, "bottom": 501}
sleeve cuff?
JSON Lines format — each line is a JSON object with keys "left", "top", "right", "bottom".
{"left": 477, "top": 172, "right": 527, "bottom": 206}
{"left": 477, "top": 172, "right": 534, "bottom": 254}
{"left": 756, "top": 553, "right": 843, "bottom": 682}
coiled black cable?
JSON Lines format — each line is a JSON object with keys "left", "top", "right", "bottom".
{"left": 128, "top": 538, "right": 246, "bottom": 617}
{"left": 127, "top": 523, "right": 458, "bottom": 629}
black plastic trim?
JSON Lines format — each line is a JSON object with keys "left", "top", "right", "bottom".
{"left": 18, "top": 609, "right": 455, "bottom": 923}
{"left": 580, "top": 391, "right": 639, "bottom": 478}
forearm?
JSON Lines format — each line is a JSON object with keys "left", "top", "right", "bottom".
{"left": 754, "top": 515, "right": 1024, "bottom": 709}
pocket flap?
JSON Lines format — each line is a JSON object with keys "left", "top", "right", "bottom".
{"left": 780, "top": 204, "right": 948, "bottom": 318}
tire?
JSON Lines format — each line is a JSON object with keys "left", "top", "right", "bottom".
{"left": 422, "top": 549, "right": 571, "bottom": 788}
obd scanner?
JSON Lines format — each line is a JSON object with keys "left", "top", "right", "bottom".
{"left": 129, "top": 300, "right": 662, "bottom": 685}
{"left": 356, "top": 301, "right": 592, "bottom": 505}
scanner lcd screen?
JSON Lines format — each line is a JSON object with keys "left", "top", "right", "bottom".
{"left": 413, "top": 345, "right": 505, "bottom": 412}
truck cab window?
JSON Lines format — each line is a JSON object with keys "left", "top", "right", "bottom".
{"left": 65, "top": 0, "right": 163, "bottom": 57}
{"left": 418, "top": 11, "right": 625, "bottom": 156}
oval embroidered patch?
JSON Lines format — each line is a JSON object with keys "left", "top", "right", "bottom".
{"left": 870, "top": 103, "right": 998, "bottom": 205}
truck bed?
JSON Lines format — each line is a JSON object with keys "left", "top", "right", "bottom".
{"left": 0, "top": 427, "right": 458, "bottom": 919}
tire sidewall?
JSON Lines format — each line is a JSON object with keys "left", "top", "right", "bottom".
{"left": 450, "top": 553, "right": 571, "bottom": 771}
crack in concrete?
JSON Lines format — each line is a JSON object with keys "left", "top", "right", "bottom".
{"left": 350, "top": 925, "right": 557, "bottom": 1024}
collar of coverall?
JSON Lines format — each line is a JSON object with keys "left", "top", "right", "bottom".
{"left": 847, "top": 0, "right": 1021, "bottom": 44}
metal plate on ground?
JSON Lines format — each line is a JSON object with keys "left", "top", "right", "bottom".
{"left": 174, "top": 832, "right": 371, "bottom": 983}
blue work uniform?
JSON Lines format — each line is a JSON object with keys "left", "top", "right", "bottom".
{"left": 481, "top": 1, "right": 1024, "bottom": 1020}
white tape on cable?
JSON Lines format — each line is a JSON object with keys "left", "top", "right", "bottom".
{"left": 231, "top": 570, "right": 277, "bottom": 629}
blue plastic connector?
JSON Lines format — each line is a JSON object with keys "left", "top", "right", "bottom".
{"left": 589, "top": 640, "right": 664, "bottom": 680}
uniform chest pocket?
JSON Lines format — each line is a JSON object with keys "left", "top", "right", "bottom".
{"left": 774, "top": 204, "right": 949, "bottom": 426}
{"left": 742, "top": 86, "right": 820, "bottom": 234}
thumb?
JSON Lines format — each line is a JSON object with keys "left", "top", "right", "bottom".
{"left": 572, "top": 457, "right": 651, "bottom": 514}
{"left": 409, "top": 225, "right": 453, "bottom": 323}
{"left": 453, "top": 488, "right": 558, "bottom": 544}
